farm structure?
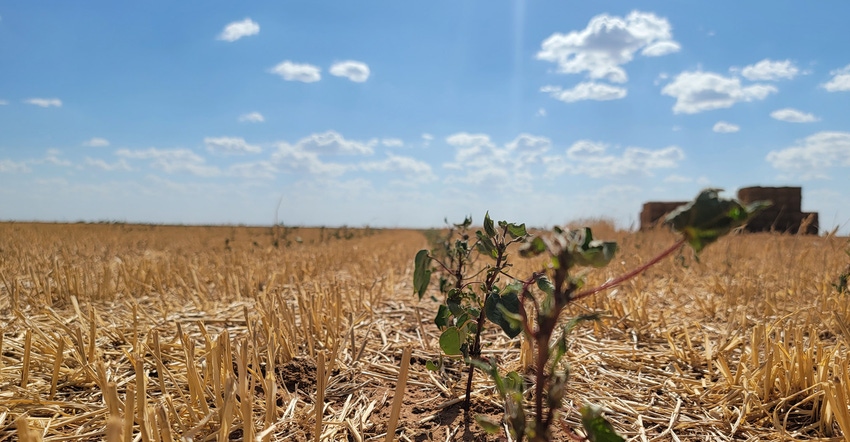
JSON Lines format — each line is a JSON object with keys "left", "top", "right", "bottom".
{"left": 737, "top": 186, "right": 818, "bottom": 234}
{"left": 640, "top": 186, "right": 819, "bottom": 234}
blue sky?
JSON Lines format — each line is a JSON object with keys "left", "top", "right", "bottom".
{"left": 2, "top": 2, "right": 849, "bottom": 232}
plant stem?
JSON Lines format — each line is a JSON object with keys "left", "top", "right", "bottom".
{"left": 571, "top": 238, "right": 685, "bottom": 302}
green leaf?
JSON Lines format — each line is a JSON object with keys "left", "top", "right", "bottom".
{"left": 568, "top": 229, "right": 617, "bottom": 268}
{"left": 434, "top": 304, "right": 451, "bottom": 329}
{"left": 413, "top": 250, "right": 432, "bottom": 299}
{"left": 447, "top": 298, "right": 464, "bottom": 317}
{"left": 474, "top": 415, "right": 502, "bottom": 434}
{"left": 484, "top": 289, "right": 522, "bottom": 338}
{"left": 580, "top": 404, "right": 625, "bottom": 442}
{"left": 439, "top": 327, "right": 463, "bottom": 355}
{"left": 519, "top": 236, "right": 547, "bottom": 257}
{"left": 425, "top": 360, "right": 439, "bottom": 371}
{"left": 483, "top": 211, "right": 497, "bottom": 237}
{"left": 506, "top": 223, "right": 528, "bottom": 239}
{"left": 475, "top": 231, "right": 498, "bottom": 259}
{"left": 665, "top": 188, "right": 770, "bottom": 254}
{"left": 537, "top": 276, "right": 555, "bottom": 296}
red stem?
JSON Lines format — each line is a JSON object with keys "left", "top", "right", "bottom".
{"left": 571, "top": 238, "right": 686, "bottom": 302}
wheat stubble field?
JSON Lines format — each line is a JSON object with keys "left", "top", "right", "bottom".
{"left": 0, "top": 221, "right": 849, "bottom": 441}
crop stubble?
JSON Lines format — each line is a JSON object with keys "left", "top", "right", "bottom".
{"left": 0, "top": 222, "right": 849, "bottom": 441}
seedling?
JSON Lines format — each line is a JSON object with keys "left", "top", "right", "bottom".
{"left": 414, "top": 188, "right": 769, "bottom": 441}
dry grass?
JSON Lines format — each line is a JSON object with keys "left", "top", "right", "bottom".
{"left": 0, "top": 221, "right": 849, "bottom": 441}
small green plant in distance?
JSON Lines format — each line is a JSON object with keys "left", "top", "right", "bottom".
{"left": 414, "top": 189, "right": 769, "bottom": 442}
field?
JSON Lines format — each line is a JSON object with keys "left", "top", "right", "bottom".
{"left": 1, "top": 221, "right": 849, "bottom": 441}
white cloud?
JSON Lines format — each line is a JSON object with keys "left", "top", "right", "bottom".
{"left": 661, "top": 71, "right": 777, "bottom": 114}
{"left": 228, "top": 161, "right": 278, "bottom": 179}
{"left": 24, "top": 98, "right": 62, "bottom": 108}
{"left": 360, "top": 154, "right": 436, "bottom": 182}
{"left": 663, "top": 174, "right": 691, "bottom": 183}
{"left": 421, "top": 133, "right": 434, "bottom": 147}
{"left": 713, "top": 121, "right": 740, "bottom": 133}
{"left": 822, "top": 64, "right": 850, "bottom": 92}
{"left": 85, "top": 158, "right": 131, "bottom": 171}
{"left": 536, "top": 11, "right": 680, "bottom": 83}
{"left": 770, "top": 108, "right": 819, "bottom": 123}
{"left": 766, "top": 131, "right": 850, "bottom": 179}
{"left": 329, "top": 60, "right": 371, "bottom": 83}
{"left": 297, "top": 131, "right": 374, "bottom": 155}
{"left": 269, "top": 61, "right": 321, "bottom": 83}
{"left": 738, "top": 59, "right": 799, "bottom": 81}
{"left": 0, "top": 99, "right": 8, "bottom": 105}
{"left": 445, "top": 133, "right": 496, "bottom": 165}
{"left": 217, "top": 18, "right": 260, "bottom": 42}
{"left": 117, "top": 148, "right": 220, "bottom": 177}
{"left": 540, "top": 82, "right": 627, "bottom": 103}
{"left": 83, "top": 137, "right": 110, "bottom": 147}
{"left": 443, "top": 133, "right": 551, "bottom": 190}
{"left": 0, "top": 159, "right": 31, "bottom": 173}
{"left": 238, "top": 112, "right": 265, "bottom": 123}
{"left": 204, "top": 136, "right": 261, "bottom": 154}
{"left": 43, "top": 149, "right": 72, "bottom": 167}
{"left": 536, "top": 108, "right": 547, "bottom": 117}
{"left": 271, "top": 143, "right": 349, "bottom": 176}
{"left": 381, "top": 138, "right": 404, "bottom": 148}
{"left": 552, "top": 140, "right": 684, "bottom": 177}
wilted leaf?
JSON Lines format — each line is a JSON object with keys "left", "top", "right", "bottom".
{"left": 666, "top": 188, "right": 770, "bottom": 254}
{"left": 413, "top": 250, "right": 432, "bottom": 299}
{"left": 439, "top": 327, "right": 463, "bottom": 355}
{"left": 580, "top": 404, "right": 625, "bottom": 442}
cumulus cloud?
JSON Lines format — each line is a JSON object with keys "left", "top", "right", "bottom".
{"left": 204, "top": 137, "right": 261, "bottom": 154}
{"left": 381, "top": 138, "right": 404, "bottom": 148}
{"left": 270, "top": 131, "right": 377, "bottom": 177}
{"left": 443, "top": 133, "right": 551, "bottom": 190}
{"left": 766, "top": 131, "right": 850, "bottom": 179}
{"left": 0, "top": 159, "right": 32, "bottom": 173}
{"left": 329, "top": 60, "right": 371, "bottom": 82}
{"left": 713, "top": 121, "right": 740, "bottom": 133}
{"left": 297, "top": 131, "right": 375, "bottom": 155}
{"left": 421, "top": 133, "right": 434, "bottom": 147}
{"left": 550, "top": 140, "right": 684, "bottom": 177}
{"left": 738, "top": 59, "right": 799, "bottom": 81}
{"left": 360, "top": 154, "right": 436, "bottom": 182}
{"left": 85, "top": 158, "right": 131, "bottom": 171}
{"left": 822, "top": 64, "right": 850, "bottom": 92}
{"left": 217, "top": 18, "right": 260, "bottom": 42}
{"left": 770, "top": 108, "right": 820, "bottom": 123}
{"left": 540, "top": 82, "right": 627, "bottom": 102}
{"left": 82, "top": 137, "right": 110, "bottom": 147}
{"left": 238, "top": 112, "right": 265, "bottom": 123}
{"left": 269, "top": 61, "right": 321, "bottom": 83}
{"left": 271, "top": 143, "right": 349, "bottom": 176}
{"left": 227, "top": 161, "right": 278, "bottom": 179}
{"left": 661, "top": 71, "right": 777, "bottom": 114}
{"left": 117, "top": 148, "right": 220, "bottom": 177}
{"left": 24, "top": 98, "right": 62, "bottom": 108}
{"left": 536, "top": 11, "right": 680, "bottom": 83}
